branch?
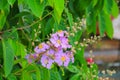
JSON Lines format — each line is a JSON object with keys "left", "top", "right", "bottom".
{"left": 0, "top": 11, "right": 53, "bottom": 34}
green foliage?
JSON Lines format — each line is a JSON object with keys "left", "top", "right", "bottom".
{"left": 0, "top": 0, "right": 119, "bottom": 80}
{"left": 2, "top": 39, "right": 15, "bottom": 77}
{"left": 26, "top": 0, "right": 47, "bottom": 18}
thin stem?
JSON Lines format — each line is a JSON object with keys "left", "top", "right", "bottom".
{"left": 0, "top": 10, "right": 53, "bottom": 34}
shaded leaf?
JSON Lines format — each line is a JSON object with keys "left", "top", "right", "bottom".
{"left": 103, "top": 0, "right": 113, "bottom": 14}
{"left": 70, "top": 73, "right": 80, "bottom": 80}
{"left": 40, "top": 67, "right": 50, "bottom": 80}
{"left": 98, "top": 11, "right": 113, "bottom": 38}
{"left": 65, "top": 8, "right": 73, "bottom": 28}
{"left": 7, "top": 74, "right": 17, "bottom": 80}
{"left": 2, "top": 39, "right": 14, "bottom": 77}
{"left": 0, "top": 10, "right": 6, "bottom": 30}
{"left": 67, "top": 65, "right": 79, "bottom": 73}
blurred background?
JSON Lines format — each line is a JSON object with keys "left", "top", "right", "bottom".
{"left": 85, "top": 1, "right": 120, "bottom": 79}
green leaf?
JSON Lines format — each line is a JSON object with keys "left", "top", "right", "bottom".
{"left": 22, "top": 64, "right": 41, "bottom": 80}
{"left": 7, "top": 0, "right": 16, "bottom": 6}
{"left": 0, "top": 10, "right": 6, "bottom": 30}
{"left": 40, "top": 67, "right": 50, "bottom": 80}
{"left": 26, "top": 0, "right": 47, "bottom": 18}
{"left": 67, "top": 65, "right": 79, "bottom": 73}
{"left": 53, "top": 0, "right": 64, "bottom": 23}
{"left": 98, "top": 11, "right": 113, "bottom": 38}
{"left": 2, "top": 39, "right": 15, "bottom": 77}
{"left": 86, "top": 3, "right": 97, "bottom": 34}
{"left": 7, "top": 74, "right": 17, "bottom": 80}
{"left": 15, "top": 42, "right": 26, "bottom": 68}
{"left": 0, "top": 0, "right": 8, "bottom": 9}
{"left": 21, "top": 70, "right": 33, "bottom": 80}
{"left": 65, "top": 8, "right": 73, "bottom": 28}
{"left": 45, "top": 18, "right": 54, "bottom": 36}
{"left": 50, "top": 70, "right": 61, "bottom": 80}
{"left": 111, "top": 0, "right": 119, "bottom": 18}
{"left": 70, "top": 73, "right": 80, "bottom": 80}
{"left": 103, "top": 0, "right": 113, "bottom": 14}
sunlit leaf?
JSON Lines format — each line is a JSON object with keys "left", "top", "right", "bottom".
{"left": 7, "top": 0, "right": 16, "bottom": 6}
{"left": 26, "top": 0, "right": 47, "bottom": 18}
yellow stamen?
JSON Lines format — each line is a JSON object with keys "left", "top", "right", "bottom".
{"left": 38, "top": 44, "right": 43, "bottom": 49}
{"left": 44, "top": 59, "right": 48, "bottom": 64}
{"left": 58, "top": 30, "right": 63, "bottom": 33}
{"left": 61, "top": 56, "right": 66, "bottom": 62}
{"left": 57, "top": 40, "right": 61, "bottom": 44}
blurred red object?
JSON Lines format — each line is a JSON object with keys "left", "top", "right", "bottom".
{"left": 86, "top": 57, "right": 94, "bottom": 65}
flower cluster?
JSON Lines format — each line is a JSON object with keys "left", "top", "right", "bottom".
{"left": 26, "top": 30, "right": 74, "bottom": 69}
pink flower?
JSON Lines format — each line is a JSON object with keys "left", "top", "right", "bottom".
{"left": 50, "top": 31, "right": 71, "bottom": 49}
{"left": 26, "top": 53, "right": 37, "bottom": 63}
{"left": 55, "top": 50, "right": 70, "bottom": 67}
{"left": 66, "top": 51, "right": 74, "bottom": 63}
{"left": 41, "top": 55, "right": 54, "bottom": 69}
{"left": 34, "top": 42, "right": 49, "bottom": 54}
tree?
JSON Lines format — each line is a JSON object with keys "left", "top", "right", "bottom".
{"left": 0, "top": 0, "right": 119, "bottom": 80}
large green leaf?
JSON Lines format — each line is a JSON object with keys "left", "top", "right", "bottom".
{"left": 52, "top": 0, "right": 64, "bottom": 23}
{"left": 26, "top": 0, "right": 47, "bottom": 18}
{"left": 86, "top": 2, "right": 97, "bottom": 34}
{"left": 98, "top": 11, "right": 113, "bottom": 38}
{"left": 111, "top": 0, "right": 119, "bottom": 18}
{"left": 2, "top": 39, "right": 15, "bottom": 77}
{"left": 0, "top": 0, "right": 8, "bottom": 9}
{"left": 0, "top": 10, "right": 6, "bottom": 30}
{"left": 103, "top": 0, "right": 113, "bottom": 14}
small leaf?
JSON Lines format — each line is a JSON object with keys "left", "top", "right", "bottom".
{"left": 50, "top": 70, "right": 61, "bottom": 80}
{"left": 7, "top": 0, "right": 16, "bottom": 6}
{"left": 0, "top": 10, "right": 6, "bottom": 30}
{"left": 53, "top": 0, "right": 64, "bottom": 23}
{"left": 65, "top": 8, "right": 73, "bottom": 28}
{"left": 7, "top": 74, "right": 17, "bottom": 80}
{"left": 26, "top": 0, "right": 47, "bottom": 18}
{"left": 2, "top": 39, "right": 15, "bottom": 77}
{"left": 40, "top": 67, "right": 50, "bottom": 80}
{"left": 67, "top": 65, "right": 79, "bottom": 73}
{"left": 70, "top": 73, "right": 80, "bottom": 80}
{"left": 111, "top": 0, "right": 119, "bottom": 18}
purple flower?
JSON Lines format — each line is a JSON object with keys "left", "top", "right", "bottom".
{"left": 50, "top": 34, "right": 71, "bottom": 49}
{"left": 26, "top": 53, "right": 37, "bottom": 63}
{"left": 55, "top": 50, "right": 70, "bottom": 67}
{"left": 45, "top": 49, "right": 55, "bottom": 59}
{"left": 41, "top": 55, "right": 54, "bottom": 69}
{"left": 34, "top": 42, "right": 49, "bottom": 54}
{"left": 57, "top": 30, "right": 65, "bottom": 37}
{"left": 66, "top": 51, "right": 74, "bottom": 63}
